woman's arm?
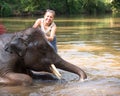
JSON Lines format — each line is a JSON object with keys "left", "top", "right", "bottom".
{"left": 46, "top": 24, "right": 57, "bottom": 41}
{"left": 33, "top": 19, "right": 41, "bottom": 28}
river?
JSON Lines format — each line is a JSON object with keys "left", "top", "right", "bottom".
{"left": 0, "top": 14, "right": 120, "bottom": 96}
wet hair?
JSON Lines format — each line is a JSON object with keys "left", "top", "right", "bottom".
{"left": 45, "top": 9, "right": 55, "bottom": 16}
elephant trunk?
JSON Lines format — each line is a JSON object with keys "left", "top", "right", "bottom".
{"left": 54, "top": 56, "right": 87, "bottom": 80}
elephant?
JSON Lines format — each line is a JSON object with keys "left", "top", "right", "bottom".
{"left": 3, "top": 27, "right": 87, "bottom": 86}
{"left": 0, "top": 31, "right": 32, "bottom": 86}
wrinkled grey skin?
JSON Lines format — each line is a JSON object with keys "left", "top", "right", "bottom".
{"left": 3, "top": 28, "right": 87, "bottom": 86}
{"left": 0, "top": 32, "right": 32, "bottom": 86}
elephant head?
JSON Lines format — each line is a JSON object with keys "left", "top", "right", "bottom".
{"left": 4, "top": 28, "right": 35, "bottom": 57}
{"left": 5, "top": 28, "right": 87, "bottom": 80}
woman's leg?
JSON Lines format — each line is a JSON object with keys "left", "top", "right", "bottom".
{"left": 50, "top": 36, "right": 57, "bottom": 52}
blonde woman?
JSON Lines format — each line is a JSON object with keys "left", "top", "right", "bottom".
{"left": 33, "top": 9, "right": 57, "bottom": 52}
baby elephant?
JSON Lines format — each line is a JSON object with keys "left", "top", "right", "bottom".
{"left": 4, "top": 27, "right": 87, "bottom": 86}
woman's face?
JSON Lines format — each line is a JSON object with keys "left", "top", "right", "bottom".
{"left": 44, "top": 12, "right": 54, "bottom": 25}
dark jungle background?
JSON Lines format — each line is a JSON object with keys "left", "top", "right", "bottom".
{"left": 0, "top": 0, "right": 120, "bottom": 17}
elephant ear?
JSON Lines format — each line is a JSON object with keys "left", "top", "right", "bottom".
{"left": 4, "top": 43, "right": 14, "bottom": 54}
{"left": 10, "top": 38, "right": 27, "bottom": 57}
{"left": 4, "top": 36, "right": 28, "bottom": 57}
{"left": 4, "top": 34, "right": 16, "bottom": 53}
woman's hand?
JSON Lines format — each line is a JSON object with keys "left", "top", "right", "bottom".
{"left": 45, "top": 35, "right": 53, "bottom": 41}
{"left": 45, "top": 35, "right": 49, "bottom": 40}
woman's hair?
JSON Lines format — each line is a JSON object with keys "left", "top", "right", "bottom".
{"left": 45, "top": 9, "right": 55, "bottom": 16}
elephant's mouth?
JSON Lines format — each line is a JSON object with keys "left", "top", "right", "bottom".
{"left": 49, "top": 64, "right": 61, "bottom": 79}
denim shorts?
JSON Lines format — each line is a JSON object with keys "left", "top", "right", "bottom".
{"left": 50, "top": 36, "right": 57, "bottom": 52}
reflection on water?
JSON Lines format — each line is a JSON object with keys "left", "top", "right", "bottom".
{"left": 0, "top": 15, "right": 120, "bottom": 96}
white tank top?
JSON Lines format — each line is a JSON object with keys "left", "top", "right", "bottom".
{"left": 41, "top": 18, "right": 55, "bottom": 36}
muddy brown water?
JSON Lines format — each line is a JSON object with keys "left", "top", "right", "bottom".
{"left": 0, "top": 15, "right": 120, "bottom": 96}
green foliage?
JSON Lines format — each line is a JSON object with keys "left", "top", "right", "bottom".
{"left": 20, "top": 0, "right": 38, "bottom": 12}
{"left": 82, "top": 0, "right": 97, "bottom": 14}
{"left": 82, "top": 0, "right": 107, "bottom": 14}
{"left": 1, "top": 0, "right": 120, "bottom": 17}
{"left": 0, "top": 1, "right": 12, "bottom": 17}
{"left": 111, "top": 0, "right": 120, "bottom": 13}
{"left": 96, "top": 0, "right": 106, "bottom": 13}
{"left": 65, "top": 0, "right": 83, "bottom": 14}
{"left": 49, "top": 0, "right": 66, "bottom": 15}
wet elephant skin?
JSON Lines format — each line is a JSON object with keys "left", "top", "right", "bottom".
{"left": 2, "top": 28, "right": 87, "bottom": 86}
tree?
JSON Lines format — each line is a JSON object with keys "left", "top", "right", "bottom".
{"left": 111, "top": 0, "right": 120, "bottom": 13}
{"left": 0, "top": 1, "right": 12, "bottom": 16}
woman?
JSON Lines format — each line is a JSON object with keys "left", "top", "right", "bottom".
{"left": 33, "top": 9, "right": 57, "bottom": 52}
